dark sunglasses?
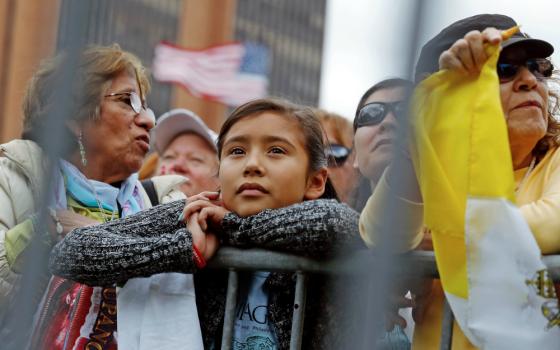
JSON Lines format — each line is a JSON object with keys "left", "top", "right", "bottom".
{"left": 497, "top": 58, "right": 553, "bottom": 83}
{"left": 326, "top": 144, "right": 351, "bottom": 167}
{"left": 355, "top": 101, "right": 406, "bottom": 129}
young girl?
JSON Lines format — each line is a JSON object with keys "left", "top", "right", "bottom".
{"left": 50, "top": 98, "right": 364, "bottom": 349}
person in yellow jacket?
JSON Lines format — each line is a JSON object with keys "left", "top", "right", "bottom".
{"left": 359, "top": 14, "right": 559, "bottom": 349}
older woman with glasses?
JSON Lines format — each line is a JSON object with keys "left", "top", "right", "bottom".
{"left": 0, "top": 44, "right": 190, "bottom": 348}
{"left": 360, "top": 14, "right": 560, "bottom": 350}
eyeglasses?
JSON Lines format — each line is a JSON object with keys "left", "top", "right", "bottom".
{"left": 497, "top": 58, "right": 553, "bottom": 83}
{"left": 355, "top": 101, "right": 406, "bottom": 129}
{"left": 104, "top": 91, "right": 156, "bottom": 125}
{"left": 325, "top": 144, "right": 351, "bottom": 167}
{"left": 104, "top": 91, "right": 146, "bottom": 114}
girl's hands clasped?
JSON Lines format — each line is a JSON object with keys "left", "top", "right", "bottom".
{"left": 187, "top": 212, "right": 219, "bottom": 261}
{"left": 183, "top": 191, "right": 230, "bottom": 232}
{"left": 180, "top": 191, "right": 231, "bottom": 261}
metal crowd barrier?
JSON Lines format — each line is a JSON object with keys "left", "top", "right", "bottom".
{"left": 207, "top": 247, "right": 560, "bottom": 350}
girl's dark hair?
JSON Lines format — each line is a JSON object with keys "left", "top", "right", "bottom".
{"left": 217, "top": 98, "right": 339, "bottom": 200}
{"left": 353, "top": 78, "right": 414, "bottom": 132}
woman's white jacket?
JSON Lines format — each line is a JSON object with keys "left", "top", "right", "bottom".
{"left": 0, "top": 139, "right": 185, "bottom": 303}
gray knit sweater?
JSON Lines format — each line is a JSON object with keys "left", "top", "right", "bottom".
{"left": 49, "top": 199, "right": 361, "bottom": 286}
{"left": 49, "top": 199, "right": 364, "bottom": 350}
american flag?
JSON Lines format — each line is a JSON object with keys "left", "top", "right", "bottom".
{"left": 152, "top": 41, "right": 269, "bottom": 106}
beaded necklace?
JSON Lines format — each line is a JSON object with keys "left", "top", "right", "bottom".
{"left": 87, "top": 180, "right": 118, "bottom": 223}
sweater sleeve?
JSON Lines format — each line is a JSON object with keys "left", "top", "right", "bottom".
{"left": 49, "top": 200, "right": 199, "bottom": 286}
{"left": 519, "top": 148, "right": 560, "bottom": 254}
{"left": 220, "top": 199, "right": 364, "bottom": 258}
{"left": 359, "top": 169, "right": 424, "bottom": 253}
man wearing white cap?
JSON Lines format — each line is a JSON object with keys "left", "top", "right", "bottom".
{"left": 151, "top": 108, "right": 220, "bottom": 197}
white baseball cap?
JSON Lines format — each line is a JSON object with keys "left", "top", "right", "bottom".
{"left": 151, "top": 108, "right": 218, "bottom": 154}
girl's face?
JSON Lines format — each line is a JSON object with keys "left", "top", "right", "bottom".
{"left": 219, "top": 112, "right": 326, "bottom": 217}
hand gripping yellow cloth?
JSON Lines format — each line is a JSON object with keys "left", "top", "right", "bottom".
{"left": 410, "top": 38, "right": 560, "bottom": 348}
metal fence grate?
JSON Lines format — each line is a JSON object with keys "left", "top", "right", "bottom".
{"left": 208, "top": 248, "right": 560, "bottom": 350}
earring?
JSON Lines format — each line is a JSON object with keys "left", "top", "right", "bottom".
{"left": 78, "top": 130, "right": 87, "bottom": 167}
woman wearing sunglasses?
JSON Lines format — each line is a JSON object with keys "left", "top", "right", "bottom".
{"left": 353, "top": 78, "right": 414, "bottom": 190}
{"left": 315, "top": 109, "right": 359, "bottom": 204}
{"left": 352, "top": 78, "right": 417, "bottom": 347}
{"left": 0, "top": 44, "right": 194, "bottom": 349}
{"left": 361, "top": 14, "right": 560, "bottom": 350}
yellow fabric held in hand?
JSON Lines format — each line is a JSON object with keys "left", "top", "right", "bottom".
{"left": 410, "top": 44, "right": 515, "bottom": 299}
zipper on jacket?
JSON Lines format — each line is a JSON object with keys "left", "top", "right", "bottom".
{"left": 30, "top": 276, "right": 68, "bottom": 348}
{"left": 62, "top": 285, "right": 91, "bottom": 350}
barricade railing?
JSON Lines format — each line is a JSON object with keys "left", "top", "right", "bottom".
{"left": 206, "top": 247, "right": 560, "bottom": 350}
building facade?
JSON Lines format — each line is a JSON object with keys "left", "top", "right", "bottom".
{"left": 235, "top": 0, "right": 326, "bottom": 106}
{"left": 0, "top": 0, "right": 327, "bottom": 141}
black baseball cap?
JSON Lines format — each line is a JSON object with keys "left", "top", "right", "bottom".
{"left": 415, "top": 14, "right": 554, "bottom": 82}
